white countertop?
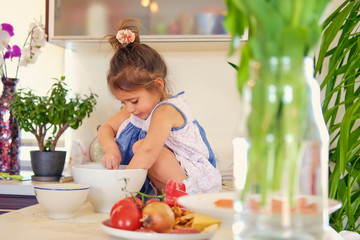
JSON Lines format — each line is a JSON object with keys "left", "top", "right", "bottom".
{"left": 0, "top": 171, "right": 74, "bottom": 196}
{"left": 0, "top": 179, "right": 70, "bottom": 196}
{"left": 0, "top": 201, "right": 226, "bottom": 240}
{"left": 0, "top": 178, "right": 349, "bottom": 240}
{"left": 0, "top": 201, "right": 114, "bottom": 240}
{"left": 0, "top": 200, "right": 347, "bottom": 240}
{"left": 0, "top": 176, "right": 235, "bottom": 240}
{"left": 0, "top": 179, "right": 35, "bottom": 195}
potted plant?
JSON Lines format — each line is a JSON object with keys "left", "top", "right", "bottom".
{"left": 10, "top": 76, "right": 98, "bottom": 181}
{"left": 315, "top": 0, "right": 360, "bottom": 232}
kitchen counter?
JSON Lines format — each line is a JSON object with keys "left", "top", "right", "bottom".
{"left": 0, "top": 176, "right": 232, "bottom": 239}
{"left": 0, "top": 200, "right": 345, "bottom": 240}
{"left": 0, "top": 178, "right": 233, "bottom": 240}
{"left": 0, "top": 201, "right": 114, "bottom": 240}
{"left": 0, "top": 178, "right": 345, "bottom": 240}
{"left": 0, "top": 200, "right": 229, "bottom": 240}
{"left": 0, "top": 178, "right": 74, "bottom": 196}
{"left": 0, "top": 169, "right": 74, "bottom": 196}
{"left": 0, "top": 175, "right": 74, "bottom": 214}
{"left": 0, "top": 179, "right": 38, "bottom": 214}
{"left": 0, "top": 179, "right": 35, "bottom": 195}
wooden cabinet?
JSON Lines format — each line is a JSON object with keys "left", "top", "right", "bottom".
{"left": 46, "top": 0, "right": 231, "bottom": 42}
{"left": 0, "top": 194, "right": 38, "bottom": 214}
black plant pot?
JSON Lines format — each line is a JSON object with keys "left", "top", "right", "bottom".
{"left": 30, "top": 151, "right": 66, "bottom": 181}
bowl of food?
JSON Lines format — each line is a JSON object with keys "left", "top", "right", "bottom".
{"left": 71, "top": 163, "right": 147, "bottom": 213}
{"left": 34, "top": 183, "right": 89, "bottom": 219}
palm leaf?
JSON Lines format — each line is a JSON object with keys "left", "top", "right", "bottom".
{"left": 315, "top": 1, "right": 355, "bottom": 74}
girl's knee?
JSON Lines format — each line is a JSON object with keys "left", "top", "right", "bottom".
{"left": 149, "top": 148, "right": 186, "bottom": 182}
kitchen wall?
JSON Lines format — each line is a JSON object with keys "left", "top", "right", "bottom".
{"left": 1, "top": 0, "right": 340, "bottom": 176}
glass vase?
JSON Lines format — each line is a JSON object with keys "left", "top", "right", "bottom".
{"left": 0, "top": 77, "right": 20, "bottom": 175}
{"left": 233, "top": 57, "right": 332, "bottom": 240}
{"left": 89, "top": 125, "right": 104, "bottom": 162}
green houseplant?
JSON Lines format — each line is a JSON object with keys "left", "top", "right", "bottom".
{"left": 315, "top": 0, "right": 360, "bottom": 232}
{"left": 10, "top": 76, "right": 97, "bottom": 180}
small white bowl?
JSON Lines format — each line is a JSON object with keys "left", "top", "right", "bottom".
{"left": 71, "top": 163, "right": 147, "bottom": 213}
{"left": 34, "top": 183, "right": 89, "bottom": 219}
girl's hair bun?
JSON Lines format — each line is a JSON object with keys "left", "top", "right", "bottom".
{"left": 108, "top": 18, "right": 141, "bottom": 50}
{"left": 116, "top": 29, "right": 135, "bottom": 46}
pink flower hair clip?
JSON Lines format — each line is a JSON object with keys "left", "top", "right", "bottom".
{"left": 116, "top": 29, "right": 135, "bottom": 46}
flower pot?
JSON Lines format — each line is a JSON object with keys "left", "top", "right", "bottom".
{"left": 30, "top": 151, "right": 66, "bottom": 181}
{"left": 233, "top": 57, "right": 331, "bottom": 239}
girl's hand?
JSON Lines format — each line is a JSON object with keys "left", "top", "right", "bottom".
{"left": 98, "top": 108, "right": 130, "bottom": 170}
{"left": 102, "top": 148, "right": 122, "bottom": 169}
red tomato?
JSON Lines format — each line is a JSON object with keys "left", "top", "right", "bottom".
{"left": 110, "top": 204, "right": 142, "bottom": 231}
{"left": 110, "top": 198, "right": 134, "bottom": 216}
{"left": 127, "top": 196, "right": 143, "bottom": 209}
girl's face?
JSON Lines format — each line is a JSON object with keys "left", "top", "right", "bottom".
{"left": 113, "top": 88, "right": 162, "bottom": 120}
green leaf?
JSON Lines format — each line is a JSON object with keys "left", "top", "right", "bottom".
{"left": 315, "top": 1, "right": 355, "bottom": 74}
{"left": 243, "top": 0, "right": 283, "bottom": 41}
{"left": 279, "top": 26, "right": 307, "bottom": 57}
{"left": 237, "top": 43, "right": 251, "bottom": 93}
{"left": 224, "top": 0, "right": 248, "bottom": 54}
{"left": 227, "top": 61, "right": 239, "bottom": 71}
{"left": 339, "top": 99, "right": 360, "bottom": 174}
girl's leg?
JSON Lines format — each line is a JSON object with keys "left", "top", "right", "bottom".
{"left": 147, "top": 147, "right": 187, "bottom": 192}
{"left": 133, "top": 140, "right": 187, "bottom": 192}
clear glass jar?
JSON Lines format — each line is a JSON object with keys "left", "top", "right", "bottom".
{"left": 233, "top": 57, "right": 333, "bottom": 240}
{"left": 89, "top": 125, "right": 104, "bottom": 162}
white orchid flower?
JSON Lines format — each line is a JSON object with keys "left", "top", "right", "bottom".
{"left": 0, "top": 19, "right": 47, "bottom": 79}
{"left": 0, "top": 30, "right": 10, "bottom": 51}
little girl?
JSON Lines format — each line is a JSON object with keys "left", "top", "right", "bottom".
{"left": 98, "top": 18, "right": 222, "bottom": 195}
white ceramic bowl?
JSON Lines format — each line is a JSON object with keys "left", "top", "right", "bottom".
{"left": 71, "top": 163, "right": 147, "bottom": 213}
{"left": 34, "top": 183, "right": 89, "bottom": 219}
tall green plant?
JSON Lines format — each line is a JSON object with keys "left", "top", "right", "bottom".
{"left": 314, "top": 0, "right": 360, "bottom": 232}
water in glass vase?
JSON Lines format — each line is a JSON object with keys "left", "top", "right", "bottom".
{"left": 232, "top": 57, "right": 334, "bottom": 240}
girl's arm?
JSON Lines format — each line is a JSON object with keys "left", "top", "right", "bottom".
{"left": 127, "top": 104, "right": 184, "bottom": 169}
{"left": 98, "top": 107, "right": 130, "bottom": 169}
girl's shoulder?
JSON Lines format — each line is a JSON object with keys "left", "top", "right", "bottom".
{"left": 153, "top": 103, "right": 184, "bottom": 120}
{"left": 152, "top": 100, "right": 186, "bottom": 129}
{"left": 156, "top": 92, "right": 188, "bottom": 116}
{"left": 162, "top": 92, "right": 188, "bottom": 110}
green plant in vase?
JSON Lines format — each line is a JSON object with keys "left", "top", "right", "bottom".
{"left": 225, "top": 0, "right": 333, "bottom": 239}
{"left": 314, "top": 0, "right": 360, "bottom": 232}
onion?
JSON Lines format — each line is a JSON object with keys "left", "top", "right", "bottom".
{"left": 141, "top": 202, "right": 175, "bottom": 233}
